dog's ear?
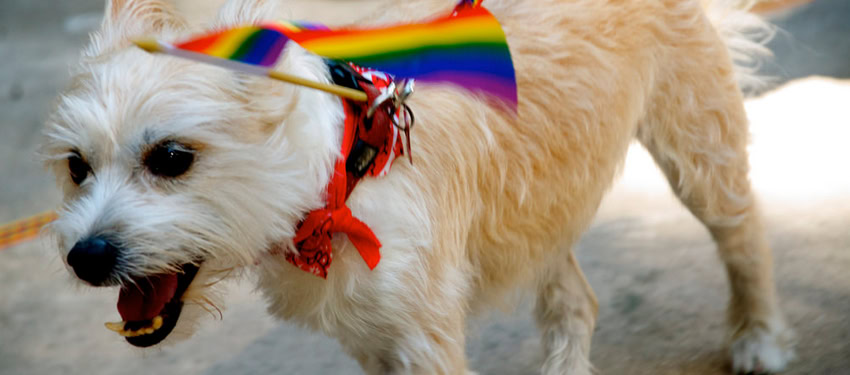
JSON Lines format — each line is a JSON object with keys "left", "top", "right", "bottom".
{"left": 213, "top": 0, "right": 281, "bottom": 28}
{"left": 102, "top": 0, "right": 185, "bottom": 32}
{"left": 84, "top": 0, "right": 186, "bottom": 58}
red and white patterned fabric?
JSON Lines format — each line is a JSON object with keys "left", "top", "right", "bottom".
{"left": 284, "top": 63, "right": 409, "bottom": 278}
{"left": 349, "top": 63, "right": 407, "bottom": 177}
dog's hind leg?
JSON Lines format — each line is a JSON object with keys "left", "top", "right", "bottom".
{"left": 535, "top": 250, "right": 598, "bottom": 375}
{"left": 637, "top": 39, "right": 794, "bottom": 372}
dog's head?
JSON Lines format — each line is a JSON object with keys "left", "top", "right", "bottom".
{"left": 40, "top": 0, "right": 342, "bottom": 347}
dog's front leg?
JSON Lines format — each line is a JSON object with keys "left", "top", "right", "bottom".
{"left": 337, "top": 302, "right": 474, "bottom": 375}
{"left": 347, "top": 347, "right": 476, "bottom": 375}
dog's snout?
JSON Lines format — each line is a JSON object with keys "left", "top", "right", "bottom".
{"left": 67, "top": 236, "right": 119, "bottom": 286}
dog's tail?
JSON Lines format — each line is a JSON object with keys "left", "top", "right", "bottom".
{"left": 701, "top": 0, "right": 775, "bottom": 95}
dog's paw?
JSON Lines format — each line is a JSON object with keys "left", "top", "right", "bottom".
{"left": 730, "top": 325, "right": 795, "bottom": 374}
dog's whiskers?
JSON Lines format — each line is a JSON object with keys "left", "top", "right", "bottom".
{"left": 201, "top": 267, "right": 236, "bottom": 288}
{"left": 189, "top": 295, "right": 223, "bottom": 320}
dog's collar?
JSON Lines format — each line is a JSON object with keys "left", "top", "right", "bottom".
{"left": 282, "top": 61, "right": 413, "bottom": 278}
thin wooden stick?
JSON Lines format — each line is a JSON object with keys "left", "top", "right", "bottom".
{"left": 268, "top": 70, "right": 367, "bottom": 101}
{"left": 132, "top": 38, "right": 368, "bottom": 102}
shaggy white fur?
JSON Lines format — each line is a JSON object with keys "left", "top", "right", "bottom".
{"left": 42, "top": 0, "right": 794, "bottom": 373}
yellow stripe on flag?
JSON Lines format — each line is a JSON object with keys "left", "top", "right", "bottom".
{"left": 205, "top": 26, "right": 261, "bottom": 59}
{"left": 299, "top": 16, "right": 503, "bottom": 59}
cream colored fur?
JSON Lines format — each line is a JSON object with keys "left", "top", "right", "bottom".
{"left": 42, "top": 0, "right": 793, "bottom": 373}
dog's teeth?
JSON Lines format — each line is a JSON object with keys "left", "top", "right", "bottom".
{"left": 104, "top": 321, "right": 126, "bottom": 333}
{"left": 105, "top": 317, "right": 163, "bottom": 337}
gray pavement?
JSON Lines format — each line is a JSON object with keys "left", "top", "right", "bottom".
{"left": 1, "top": 1, "right": 848, "bottom": 374}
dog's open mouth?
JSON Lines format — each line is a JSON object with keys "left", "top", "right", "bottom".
{"left": 104, "top": 264, "right": 199, "bottom": 347}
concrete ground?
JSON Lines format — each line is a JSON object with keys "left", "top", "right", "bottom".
{"left": 1, "top": 0, "right": 848, "bottom": 374}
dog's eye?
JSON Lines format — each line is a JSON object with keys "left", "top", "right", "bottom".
{"left": 68, "top": 152, "right": 91, "bottom": 185}
{"left": 144, "top": 141, "right": 195, "bottom": 178}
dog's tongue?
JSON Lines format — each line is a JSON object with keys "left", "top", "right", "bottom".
{"left": 117, "top": 273, "right": 178, "bottom": 322}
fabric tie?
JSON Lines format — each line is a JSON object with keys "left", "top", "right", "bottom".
{"left": 289, "top": 205, "right": 381, "bottom": 278}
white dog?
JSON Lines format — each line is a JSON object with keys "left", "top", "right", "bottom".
{"left": 41, "top": 0, "right": 794, "bottom": 373}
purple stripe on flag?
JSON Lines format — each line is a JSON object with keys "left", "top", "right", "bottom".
{"left": 258, "top": 35, "right": 290, "bottom": 67}
{"left": 417, "top": 71, "right": 518, "bottom": 107}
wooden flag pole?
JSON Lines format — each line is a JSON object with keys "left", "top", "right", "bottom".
{"left": 132, "top": 38, "right": 368, "bottom": 102}
{"left": 0, "top": 211, "right": 57, "bottom": 251}
{"left": 267, "top": 70, "right": 367, "bottom": 102}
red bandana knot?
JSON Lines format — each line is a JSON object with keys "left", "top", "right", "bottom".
{"left": 290, "top": 205, "right": 381, "bottom": 278}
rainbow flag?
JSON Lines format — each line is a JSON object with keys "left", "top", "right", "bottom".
{"left": 174, "top": 26, "right": 289, "bottom": 68}
{"left": 173, "top": 21, "right": 329, "bottom": 68}
{"left": 161, "top": 1, "right": 517, "bottom": 107}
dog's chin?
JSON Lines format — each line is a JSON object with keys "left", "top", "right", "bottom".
{"left": 105, "top": 263, "right": 200, "bottom": 348}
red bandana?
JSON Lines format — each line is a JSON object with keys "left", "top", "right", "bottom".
{"left": 284, "top": 64, "right": 409, "bottom": 278}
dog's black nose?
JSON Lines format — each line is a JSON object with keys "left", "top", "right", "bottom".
{"left": 67, "top": 236, "right": 119, "bottom": 286}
